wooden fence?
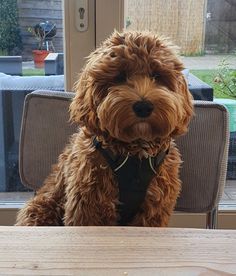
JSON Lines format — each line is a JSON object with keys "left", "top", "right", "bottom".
{"left": 17, "top": 0, "right": 63, "bottom": 60}
{"left": 125, "top": 0, "right": 207, "bottom": 55}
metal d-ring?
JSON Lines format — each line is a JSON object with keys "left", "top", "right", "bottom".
{"left": 114, "top": 154, "right": 129, "bottom": 172}
{"left": 149, "top": 156, "right": 157, "bottom": 174}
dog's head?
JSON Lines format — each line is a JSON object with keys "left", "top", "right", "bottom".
{"left": 70, "top": 31, "right": 193, "bottom": 144}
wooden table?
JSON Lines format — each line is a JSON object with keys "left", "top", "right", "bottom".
{"left": 0, "top": 227, "right": 236, "bottom": 275}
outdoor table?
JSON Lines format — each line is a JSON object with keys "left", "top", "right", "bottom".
{"left": 0, "top": 226, "right": 235, "bottom": 275}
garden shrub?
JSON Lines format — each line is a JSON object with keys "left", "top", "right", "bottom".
{"left": 214, "top": 59, "right": 236, "bottom": 98}
{"left": 0, "top": 0, "right": 22, "bottom": 55}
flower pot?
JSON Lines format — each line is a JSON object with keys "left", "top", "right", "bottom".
{"left": 32, "top": 50, "right": 50, "bottom": 68}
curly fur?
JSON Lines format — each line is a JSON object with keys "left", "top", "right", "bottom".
{"left": 16, "top": 31, "right": 193, "bottom": 226}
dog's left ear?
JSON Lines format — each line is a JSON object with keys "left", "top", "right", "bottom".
{"left": 171, "top": 74, "right": 194, "bottom": 136}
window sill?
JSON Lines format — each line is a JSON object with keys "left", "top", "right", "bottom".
{"left": 0, "top": 179, "right": 235, "bottom": 210}
{"left": 0, "top": 192, "right": 34, "bottom": 209}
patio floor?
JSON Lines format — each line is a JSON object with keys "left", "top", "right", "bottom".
{"left": 180, "top": 54, "right": 236, "bottom": 70}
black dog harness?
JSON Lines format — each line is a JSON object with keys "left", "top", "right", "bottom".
{"left": 94, "top": 139, "right": 169, "bottom": 225}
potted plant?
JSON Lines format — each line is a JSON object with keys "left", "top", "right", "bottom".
{"left": 28, "top": 21, "right": 56, "bottom": 68}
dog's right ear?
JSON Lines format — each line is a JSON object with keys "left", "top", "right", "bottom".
{"left": 69, "top": 70, "right": 99, "bottom": 133}
{"left": 70, "top": 71, "right": 87, "bottom": 124}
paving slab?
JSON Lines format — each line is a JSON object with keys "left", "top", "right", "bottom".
{"left": 181, "top": 55, "right": 236, "bottom": 70}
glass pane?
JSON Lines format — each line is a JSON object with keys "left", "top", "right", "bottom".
{"left": 0, "top": 0, "right": 64, "bottom": 198}
{"left": 125, "top": 0, "right": 236, "bottom": 181}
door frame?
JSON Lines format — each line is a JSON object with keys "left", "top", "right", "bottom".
{"left": 63, "top": 0, "right": 124, "bottom": 91}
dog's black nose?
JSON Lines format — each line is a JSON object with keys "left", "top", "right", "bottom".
{"left": 132, "top": 100, "right": 154, "bottom": 118}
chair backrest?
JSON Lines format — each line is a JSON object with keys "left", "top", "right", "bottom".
{"left": 19, "top": 90, "right": 229, "bottom": 214}
{"left": 19, "top": 91, "right": 76, "bottom": 189}
{"left": 175, "top": 101, "right": 229, "bottom": 213}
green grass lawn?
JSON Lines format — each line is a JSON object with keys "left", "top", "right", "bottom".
{"left": 22, "top": 68, "right": 45, "bottom": 76}
{"left": 190, "top": 69, "right": 236, "bottom": 99}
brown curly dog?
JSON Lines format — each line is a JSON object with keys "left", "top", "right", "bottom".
{"left": 16, "top": 31, "right": 193, "bottom": 226}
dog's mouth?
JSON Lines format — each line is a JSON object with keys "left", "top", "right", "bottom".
{"left": 125, "top": 122, "right": 153, "bottom": 141}
{"left": 123, "top": 118, "right": 174, "bottom": 143}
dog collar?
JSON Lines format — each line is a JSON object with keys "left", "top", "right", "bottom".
{"left": 93, "top": 137, "right": 169, "bottom": 225}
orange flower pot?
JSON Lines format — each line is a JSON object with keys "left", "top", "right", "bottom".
{"left": 32, "top": 50, "right": 50, "bottom": 68}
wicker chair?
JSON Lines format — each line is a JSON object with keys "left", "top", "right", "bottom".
{"left": 19, "top": 90, "right": 230, "bottom": 228}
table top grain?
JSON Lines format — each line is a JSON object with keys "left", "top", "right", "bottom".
{"left": 0, "top": 226, "right": 235, "bottom": 275}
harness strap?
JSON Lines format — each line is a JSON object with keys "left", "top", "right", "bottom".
{"left": 94, "top": 138, "right": 132, "bottom": 173}
{"left": 93, "top": 138, "right": 169, "bottom": 225}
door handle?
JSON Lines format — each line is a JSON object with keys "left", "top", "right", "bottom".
{"left": 75, "top": 0, "right": 88, "bottom": 32}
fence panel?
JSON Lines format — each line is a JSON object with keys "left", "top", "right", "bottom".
{"left": 125, "top": 0, "right": 206, "bottom": 55}
{"left": 205, "top": 0, "right": 236, "bottom": 53}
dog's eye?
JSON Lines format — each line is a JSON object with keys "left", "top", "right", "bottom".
{"left": 110, "top": 52, "right": 117, "bottom": 58}
{"left": 151, "top": 73, "right": 161, "bottom": 81}
{"left": 114, "top": 71, "right": 126, "bottom": 83}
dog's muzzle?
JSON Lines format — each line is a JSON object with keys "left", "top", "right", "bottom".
{"left": 132, "top": 100, "right": 154, "bottom": 118}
